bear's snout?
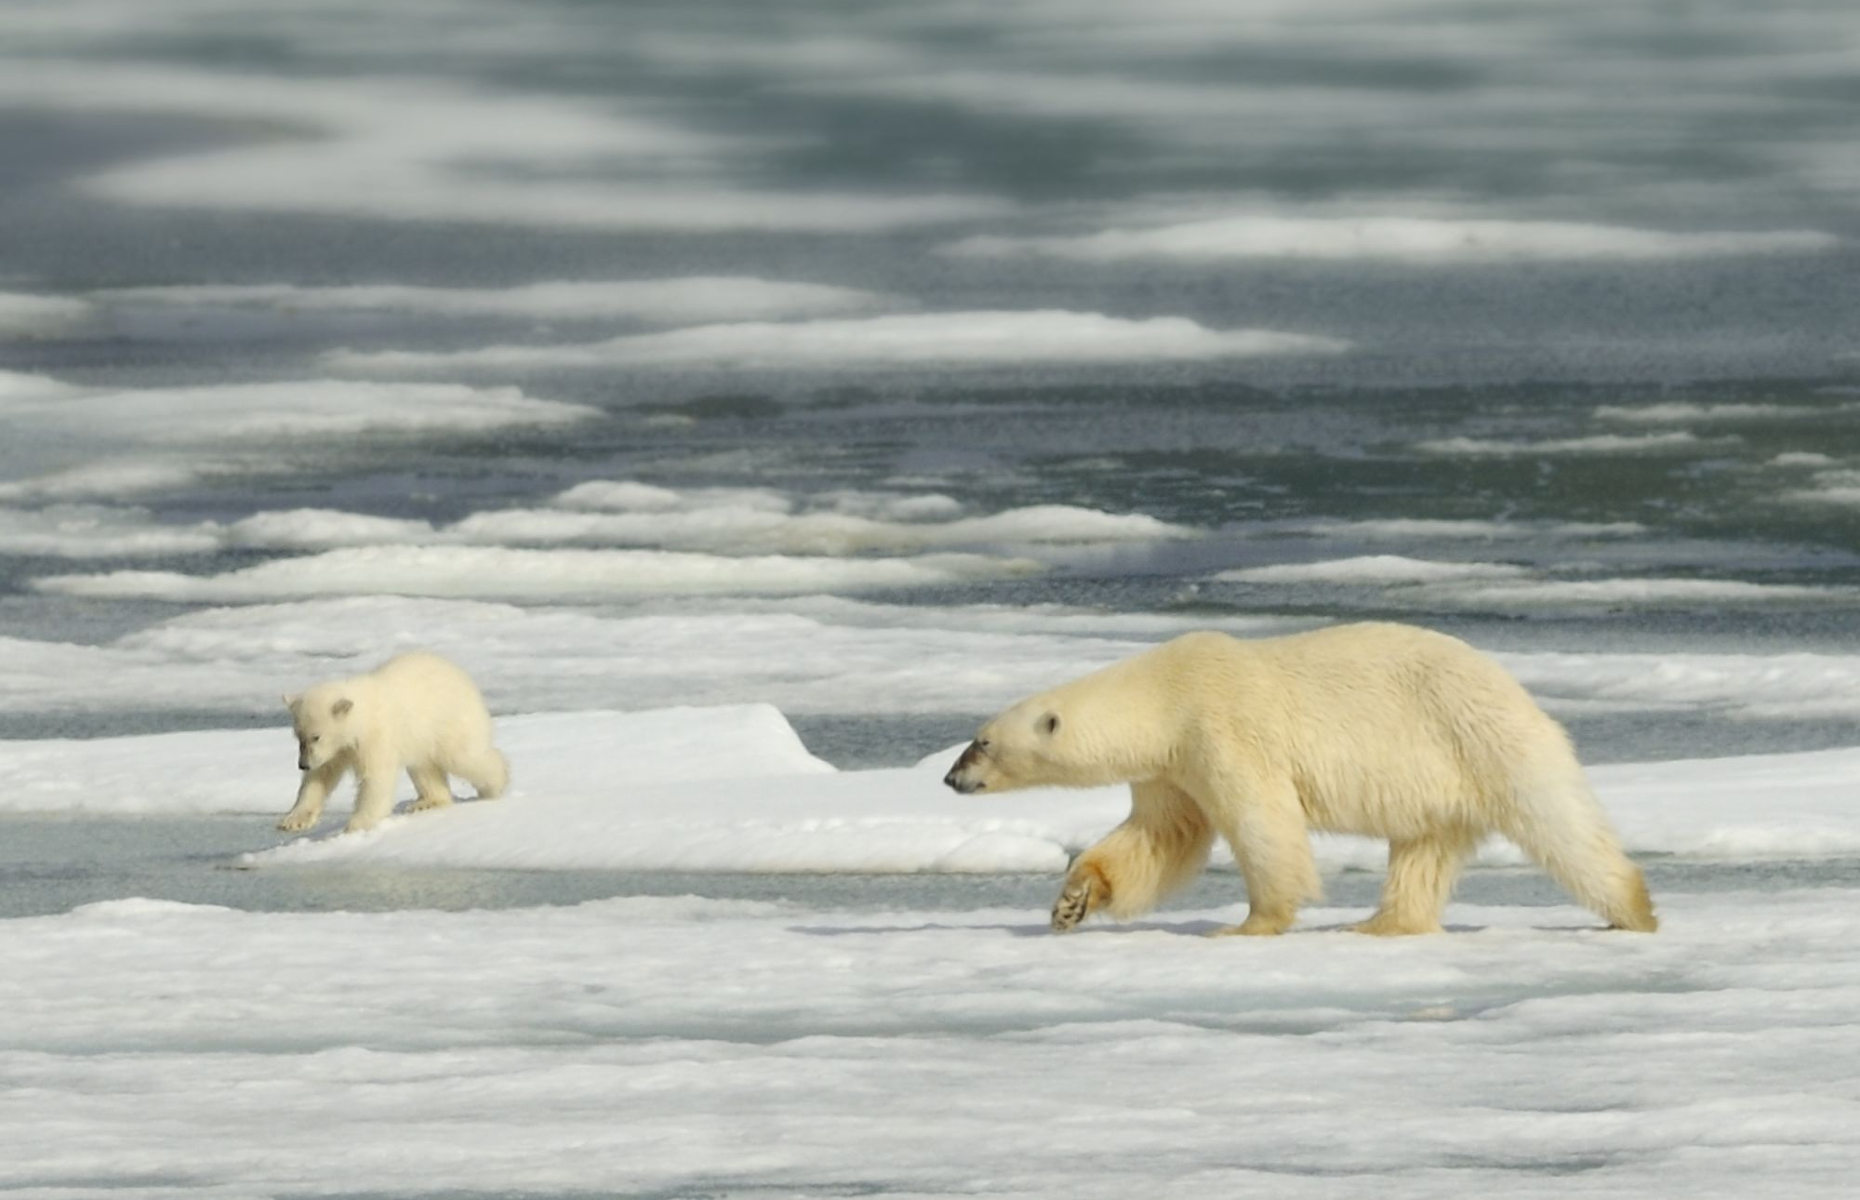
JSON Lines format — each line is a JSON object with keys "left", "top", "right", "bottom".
{"left": 943, "top": 741, "right": 989, "bottom": 793}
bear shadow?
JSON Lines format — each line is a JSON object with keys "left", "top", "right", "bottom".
{"left": 790, "top": 921, "right": 1054, "bottom": 938}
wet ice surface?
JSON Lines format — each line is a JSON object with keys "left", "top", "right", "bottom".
{"left": 3, "top": 809, "right": 1857, "bottom": 919}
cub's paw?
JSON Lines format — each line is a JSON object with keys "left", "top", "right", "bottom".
{"left": 1050, "top": 867, "right": 1106, "bottom": 933}
{"left": 343, "top": 815, "right": 383, "bottom": 835}
{"left": 277, "top": 811, "right": 320, "bottom": 833}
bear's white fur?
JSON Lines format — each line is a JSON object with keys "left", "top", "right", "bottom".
{"left": 944, "top": 623, "right": 1656, "bottom": 936}
{"left": 280, "top": 651, "right": 508, "bottom": 835}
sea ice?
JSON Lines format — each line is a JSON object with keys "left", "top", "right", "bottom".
{"left": 1, "top": 884, "right": 1856, "bottom": 1197}
{"left": 4, "top": 704, "right": 1858, "bottom": 871}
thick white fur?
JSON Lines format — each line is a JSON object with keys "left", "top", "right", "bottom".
{"left": 947, "top": 623, "right": 1656, "bottom": 936}
{"left": 279, "top": 651, "right": 508, "bottom": 835}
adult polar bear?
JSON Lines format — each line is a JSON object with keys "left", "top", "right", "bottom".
{"left": 280, "top": 651, "right": 508, "bottom": 834}
{"left": 944, "top": 623, "right": 1656, "bottom": 936}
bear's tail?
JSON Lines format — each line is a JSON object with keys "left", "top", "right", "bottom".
{"left": 1501, "top": 754, "right": 1657, "bottom": 933}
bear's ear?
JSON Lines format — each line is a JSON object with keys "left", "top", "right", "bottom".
{"left": 1039, "top": 712, "right": 1061, "bottom": 737}
{"left": 282, "top": 693, "right": 300, "bottom": 714}
{"left": 331, "top": 697, "right": 353, "bottom": 718}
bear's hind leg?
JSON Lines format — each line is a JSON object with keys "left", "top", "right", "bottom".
{"left": 455, "top": 746, "right": 509, "bottom": 800}
{"left": 1051, "top": 780, "right": 1213, "bottom": 932}
{"left": 1503, "top": 773, "right": 1658, "bottom": 933}
{"left": 406, "top": 763, "right": 454, "bottom": 813}
{"left": 1207, "top": 775, "right": 1321, "bottom": 938}
{"left": 1355, "top": 828, "right": 1478, "bottom": 936}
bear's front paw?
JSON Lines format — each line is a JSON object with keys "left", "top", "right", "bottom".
{"left": 1050, "top": 867, "right": 1106, "bottom": 933}
{"left": 407, "top": 794, "right": 453, "bottom": 813}
{"left": 277, "top": 811, "right": 319, "bottom": 833}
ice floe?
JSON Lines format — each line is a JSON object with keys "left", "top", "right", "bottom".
{"left": 331, "top": 310, "right": 1348, "bottom": 372}
{"left": 0, "top": 60, "right": 1007, "bottom": 232}
{"left": 945, "top": 216, "right": 1839, "bottom": 264}
{"left": 95, "top": 277, "right": 893, "bottom": 324}
{"left": 0, "top": 291, "right": 94, "bottom": 336}
{"left": 31, "top": 545, "right": 1045, "bottom": 603}
{"left": 0, "top": 378, "right": 595, "bottom": 443}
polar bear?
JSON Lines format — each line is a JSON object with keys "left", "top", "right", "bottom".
{"left": 279, "top": 651, "right": 508, "bottom": 835}
{"left": 943, "top": 623, "right": 1655, "bottom": 936}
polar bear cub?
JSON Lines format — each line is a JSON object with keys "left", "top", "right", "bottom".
{"left": 944, "top": 623, "right": 1656, "bottom": 937}
{"left": 280, "top": 651, "right": 509, "bottom": 835}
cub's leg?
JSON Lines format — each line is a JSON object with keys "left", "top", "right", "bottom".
{"left": 279, "top": 758, "right": 346, "bottom": 833}
{"left": 406, "top": 763, "right": 454, "bottom": 813}
{"left": 1354, "top": 828, "right": 1479, "bottom": 936}
{"left": 344, "top": 752, "right": 402, "bottom": 833}
{"left": 1206, "top": 774, "right": 1321, "bottom": 937}
{"left": 1051, "top": 780, "right": 1213, "bottom": 932}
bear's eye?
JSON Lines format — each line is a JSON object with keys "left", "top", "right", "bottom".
{"left": 1039, "top": 712, "right": 1061, "bottom": 736}
{"left": 310, "top": 735, "right": 321, "bottom": 743}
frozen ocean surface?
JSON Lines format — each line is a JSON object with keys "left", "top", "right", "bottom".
{"left": 5, "top": 0, "right": 1860, "bottom": 1194}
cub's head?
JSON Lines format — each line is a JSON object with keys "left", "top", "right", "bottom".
{"left": 284, "top": 688, "right": 355, "bottom": 772}
{"left": 942, "top": 702, "right": 1069, "bottom": 795}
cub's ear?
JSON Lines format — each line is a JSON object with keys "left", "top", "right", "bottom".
{"left": 1039, "top": 712, "right": 1061, "bottom": 736}
{"left": 282, "top": 693, "right": 300, "bottom": 714}
{"left": 331, "top": 697, "right": 353, "bottom": 718}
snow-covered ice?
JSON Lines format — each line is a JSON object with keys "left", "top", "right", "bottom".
{"left": 4, "top": 704, "right": 1859, "bottom": 873}
{"left": 2, "top": 883, "right": 1857, "bottom": 1197}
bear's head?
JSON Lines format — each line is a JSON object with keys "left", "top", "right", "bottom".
{"left": 942, "top": 701, "right": 1066, "bottom": 794}
{"left": 944, "top": 649, "right": 1184, "bottom": 795}
{"left": 284, "top": 687, "right": 356, "bottom": 772}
